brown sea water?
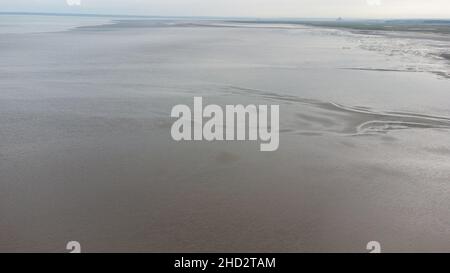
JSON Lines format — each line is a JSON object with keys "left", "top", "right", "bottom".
{"left": 1, "top": 17, "right": 450, "bottom": 252}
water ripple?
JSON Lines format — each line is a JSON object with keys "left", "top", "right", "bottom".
{"left": 225, "top": 85, "right": 450, "bottom": 136}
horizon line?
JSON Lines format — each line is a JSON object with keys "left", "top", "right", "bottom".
{"left": 1, "top": 11, "right": 450, "bottom": 21}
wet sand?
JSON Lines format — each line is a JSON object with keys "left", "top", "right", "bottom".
{"left": 1, "top": 18, "right": 450, "bottom": 252}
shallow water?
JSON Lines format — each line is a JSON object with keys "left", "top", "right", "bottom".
{"left": 1, "top": 16, "right": 450, "bottom": 252}
{"left": 0, "top": 14, "right": 112, "bottom": 34}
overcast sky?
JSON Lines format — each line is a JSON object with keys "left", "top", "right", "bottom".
{"left": 2, "top": 0, "right": 450, "bottom": 19}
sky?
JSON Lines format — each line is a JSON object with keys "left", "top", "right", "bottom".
{"left": 2, "top": 0, "right": 450, "bottom": 19}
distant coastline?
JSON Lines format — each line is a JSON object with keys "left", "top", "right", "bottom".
{"left": 0, "top": 11, "right": 252, "bottom": 20}
{"left": 230, "top": 19, "right": 450, "bottom": 35}
{"left": 1, "top": 11, "right": 449, "bottom": 23}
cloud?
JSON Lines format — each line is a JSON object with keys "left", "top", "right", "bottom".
{"left": 2, "top": 0, "right": 450, "bottom": 18}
